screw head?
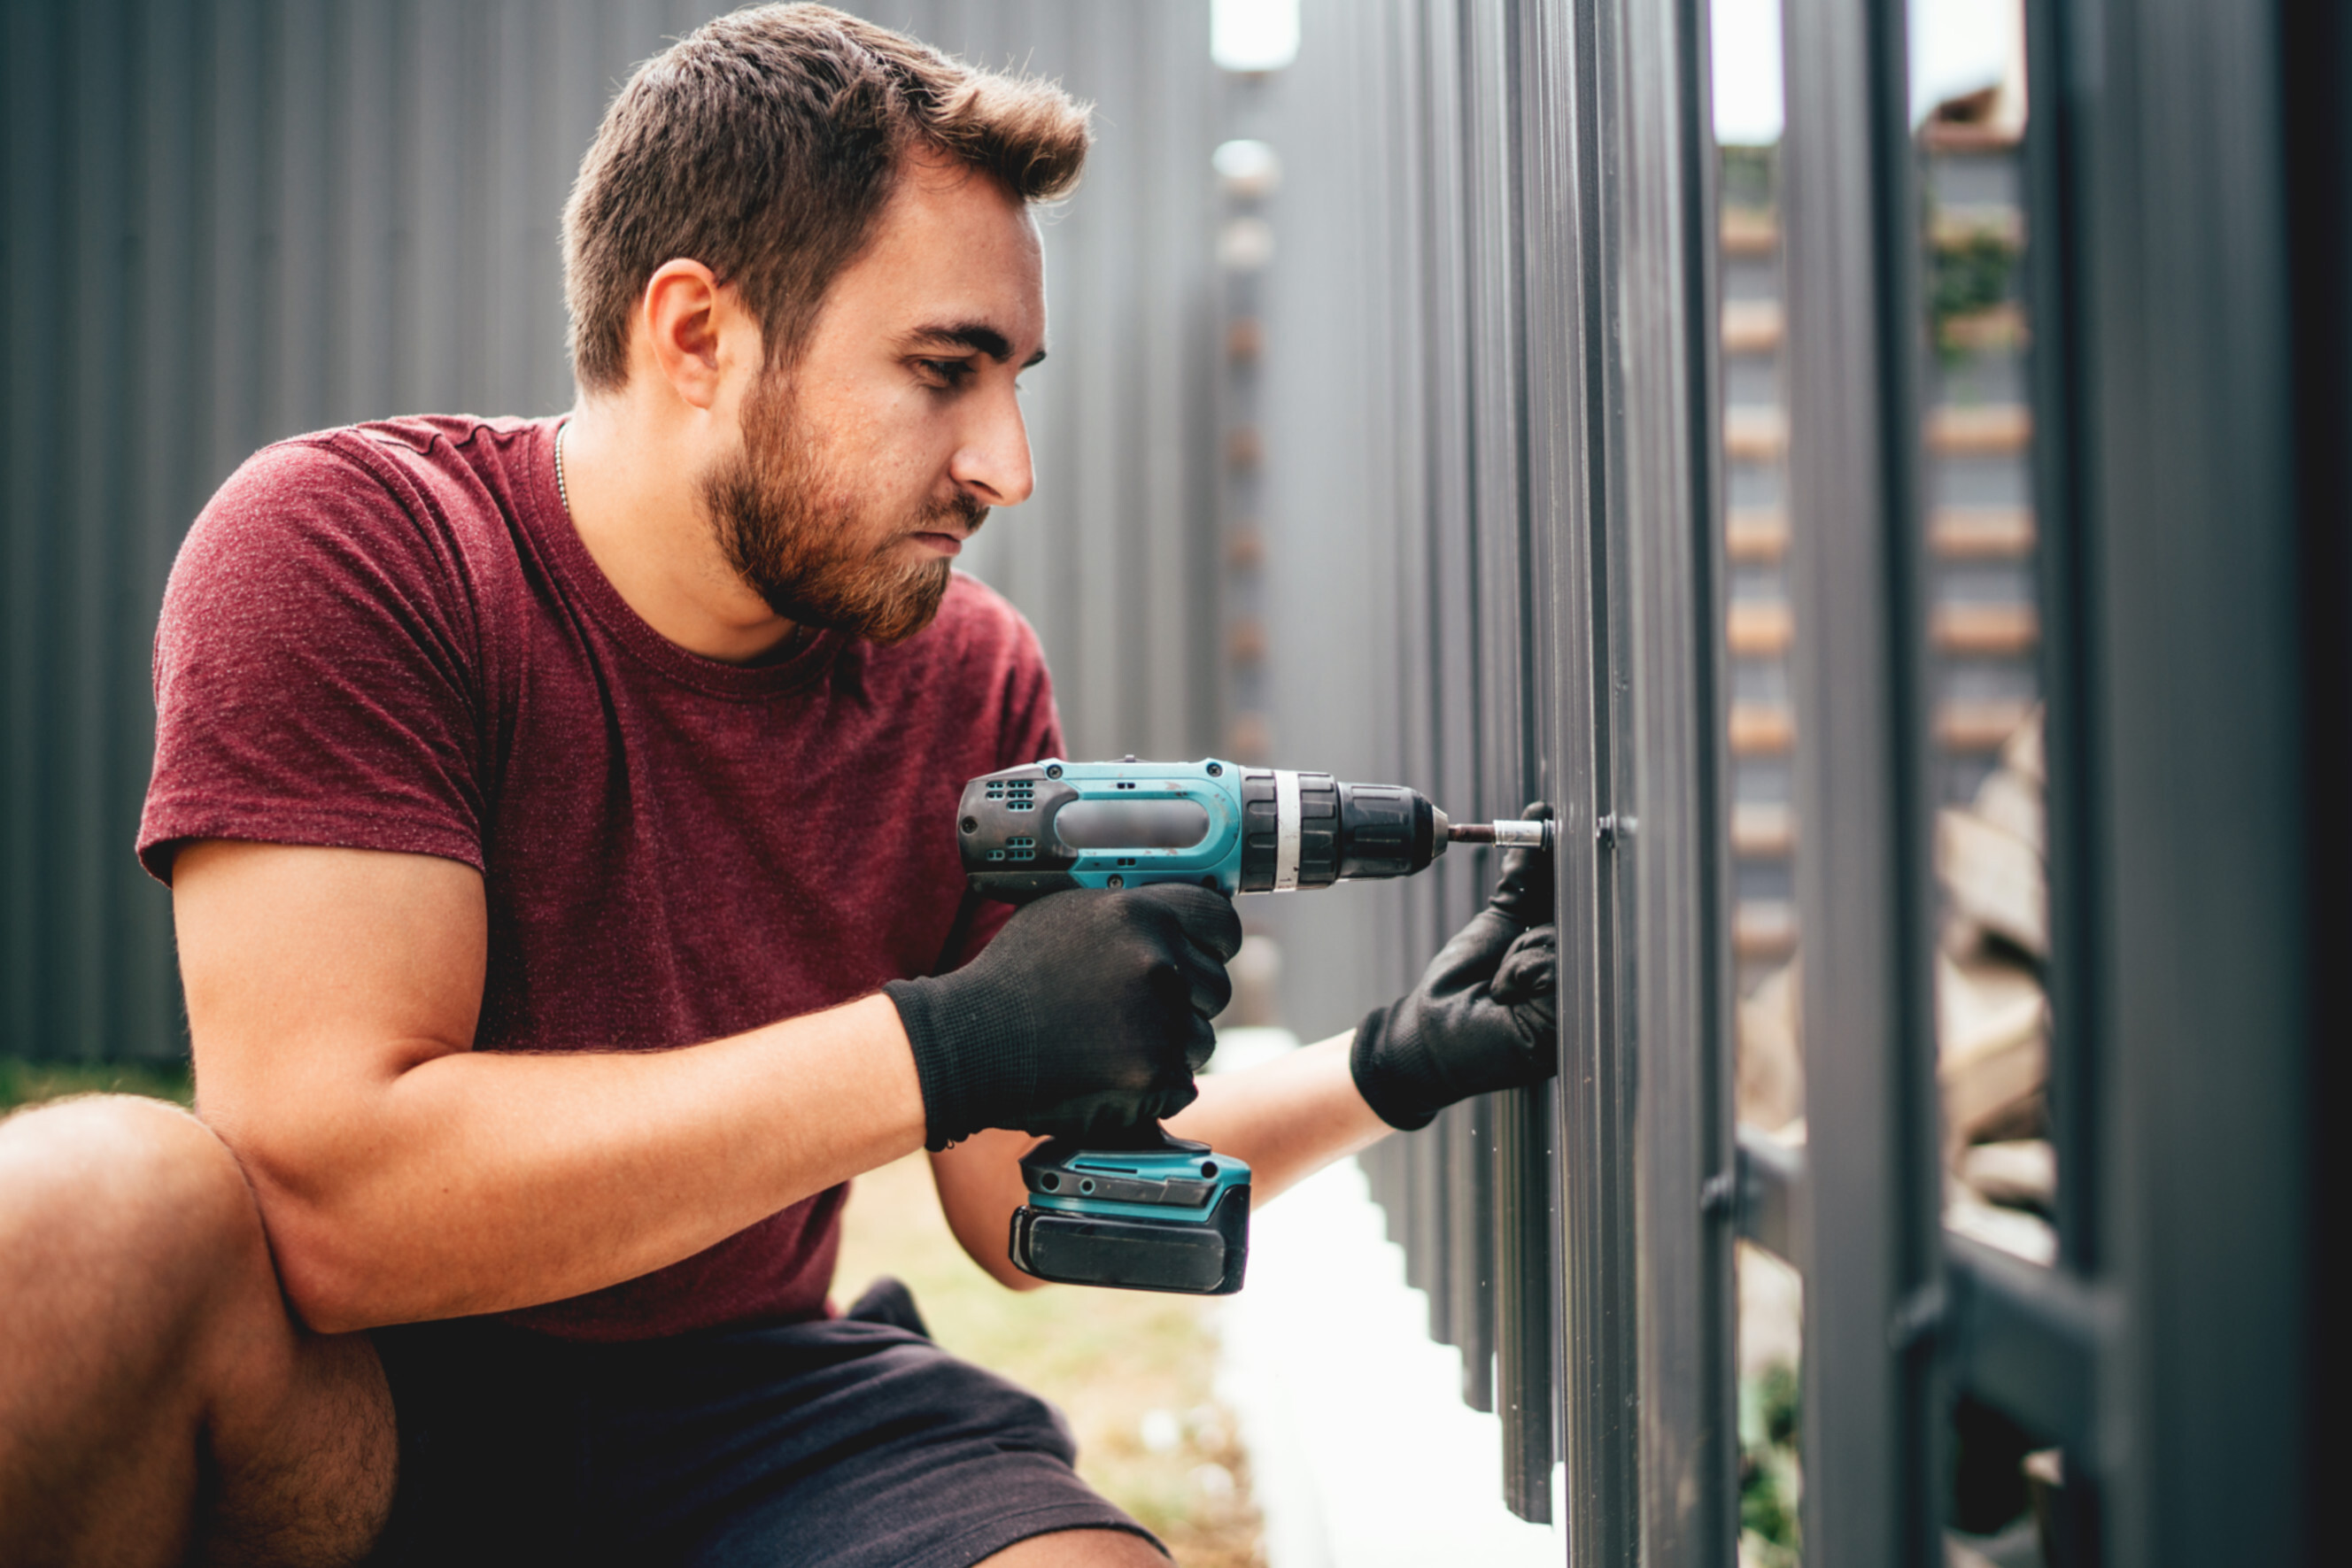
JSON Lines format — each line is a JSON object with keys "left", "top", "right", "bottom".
{"left": 1107, "top": 873, "right": 1126, "bottom": 889}
{"left": 1206, "top": 761, "right": 1223, "bottom": 776}
{"left": 1046, "top": 764, "right": 1064, "bottom": 778}
{"left": 960, "top": 816, "right": 979, "bottom": 833}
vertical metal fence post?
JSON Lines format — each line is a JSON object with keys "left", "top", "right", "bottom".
{"left": 2077, "top": 2, "right": 2317, "bottom": 1561}
{"left": 2280, "top": 0, "right": 2352, "bottom": 1542}
{"left": 1781, "top": 0, "right": 1944, "bottom": 1562}
{"left": 1614, "top": 0, "right": 1737, "bottom": 1554}
{"left": 1548, "top": 0, "right": 1643, "bottom": 1557}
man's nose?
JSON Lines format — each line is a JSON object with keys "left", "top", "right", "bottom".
{"left": 949, "top": 383, "right": 1035, "bottom": 508}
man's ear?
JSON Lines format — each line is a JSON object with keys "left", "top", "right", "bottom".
{"left": 638, "top": 259, "right": 739, "bottom": 412}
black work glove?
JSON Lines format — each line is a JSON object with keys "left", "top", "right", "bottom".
{"left": 885, "top": 884, "right": 1242, "bottom": 1150}
{"left": 1350, "top": 803, "right": 1559, "bottom": 1131}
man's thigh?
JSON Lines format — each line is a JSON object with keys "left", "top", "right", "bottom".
{"left": 370, "top": 1303, "right": 1164, "bottom": 1568}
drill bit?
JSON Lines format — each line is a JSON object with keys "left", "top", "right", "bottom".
{"left": 1446, "top": 818, "right": 1555, "bottom": 851}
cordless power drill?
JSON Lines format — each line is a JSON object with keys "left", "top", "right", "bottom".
{"left": 956, "top": 756, "right": 1553, "bottom": 1296}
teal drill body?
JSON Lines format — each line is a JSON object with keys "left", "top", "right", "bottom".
{"left": 956, "top": 756, "right": 1446, "bottom": 903}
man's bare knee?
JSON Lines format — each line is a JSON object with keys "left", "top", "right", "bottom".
{"left": 0, "top": 1097, "right": 259, "bottom": 1562}
{"left": 0, "top": 1095, "right": 275, "bottom": 1342}
{"left": 0, "top": 1094, "right": 391, "bottom": 1567}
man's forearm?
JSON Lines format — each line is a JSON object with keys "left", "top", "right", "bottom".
{"left": 1161, "top": 1031, "right": 1389, "bottom": 1204}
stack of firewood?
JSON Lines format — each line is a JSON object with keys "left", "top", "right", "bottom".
{"left": 1732, "top": 709, "right": 2059, "bottom": 1264}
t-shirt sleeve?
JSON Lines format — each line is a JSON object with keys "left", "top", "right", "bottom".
{"left": 948, "top": 602, "right": 1066, "bottom": 967}
{"left": 138, "top": 439, "right": 489, "bottom": 883}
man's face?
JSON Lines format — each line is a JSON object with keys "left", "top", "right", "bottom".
{"left": 704, "top": 151, "right": 1047, "bottom": 645}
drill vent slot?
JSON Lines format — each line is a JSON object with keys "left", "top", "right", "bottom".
{"left": 986, "top": 780, "right": 1040, "bottom": 810}
{"left": 1006, "top": 834, "right": 1037, "bottom": 862}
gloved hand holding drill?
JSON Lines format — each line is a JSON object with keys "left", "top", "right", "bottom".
{"left": 886, "top": 884, "right": 1243, "bottom": 1149}
{"left": 885, "top": 798, "right": 1559, "bottom": 1147}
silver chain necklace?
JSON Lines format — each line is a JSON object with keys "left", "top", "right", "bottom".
{"left": 554, "top": 421, "right": 572, "bottom": 516}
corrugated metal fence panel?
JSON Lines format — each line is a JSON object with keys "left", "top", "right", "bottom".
{"left": 1245, "top": 0, "right": 1608, "bottom": 1524}
{"left": 1249, "top": 0, "right": 1738, "bottom": 1541}
{"left": 0, "top": 0, "right": 1219, "bottom": 1063}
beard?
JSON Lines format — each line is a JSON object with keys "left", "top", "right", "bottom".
{"left": 702, "top": 372, "right": 985, "bottom": 646}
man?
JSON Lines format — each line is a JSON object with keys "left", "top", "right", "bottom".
{"left": 0, "top": 8, "right": 1558, "bottom": 1565}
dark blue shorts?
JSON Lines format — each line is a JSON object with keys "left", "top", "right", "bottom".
{"left": 363, "top": 1278, "right": 1161, "bottom": 1568}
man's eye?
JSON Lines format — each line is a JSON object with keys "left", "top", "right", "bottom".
{"left": 917, "top": 358, "right": 973, "bottom": 387}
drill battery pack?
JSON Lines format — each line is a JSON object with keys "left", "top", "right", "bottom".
{"left": 1009, "top": 1134, "right": 1252, "bottom": 1296}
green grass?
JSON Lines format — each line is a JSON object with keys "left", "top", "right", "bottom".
{"left": 1739, "top": 1359, "right": 1804, "bottom": 1567}
{"left": 0, "top": 1057, "right": 192, "bottom": 1115}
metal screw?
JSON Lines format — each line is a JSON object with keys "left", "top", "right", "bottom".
{"left": 1699, "top": 1169, "right": 1740, "bottom": 1217}
{"left": 1888, "top": 1282, "right": 1948, "bottom": 1351}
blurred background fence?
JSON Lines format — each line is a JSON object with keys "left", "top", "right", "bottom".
{"left": 0, "top": 0, "right": 1224, "bottom": 1065}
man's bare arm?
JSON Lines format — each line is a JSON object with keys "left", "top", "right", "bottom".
{"left": 927, "top": 1032, "right": 1389, "bottom": 1286}
{"left": 1158, "top": 1033, "right": 1392, "bottom": 1196}
{"left": 176, "top": 839, "right": 926, "bottom": 1334}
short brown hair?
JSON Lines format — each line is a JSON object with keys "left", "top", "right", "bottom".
{"left": 562, "top": 4, "right": 1090, "bottom": 392}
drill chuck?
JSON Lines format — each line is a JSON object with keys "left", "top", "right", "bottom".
{"left": 1234, "top": 771, "right": 1441, "bottom": 892}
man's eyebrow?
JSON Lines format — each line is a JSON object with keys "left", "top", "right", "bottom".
{"left": 906, "top": 322, "right": 1047, "bottom": 369}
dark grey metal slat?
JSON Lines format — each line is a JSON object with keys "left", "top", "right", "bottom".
{"left": 1489, "top": 0, "right": 1557, "bottom": 1520}
{"left": 2076, "top": 2, "right": 2317, "bottom": 1561}
{"left": 1493, "top": 1080, "right": 1554, "bottom": 1521}
{"left": 1516, "top": 0, "right": 1606, "bottom": 1534}
{"left": 1781, "top": 0, "right": 1943, "bottom": 1563}
{"left": 1612, "top": 0, "right": 1739, "bottom": 1556}
{"left": 1547, "top": 0, "right": 1643, "bottom": 1556}
{"left": 2023, "top": 0, "right": 2101, "bottom": 1282}
{"left": 2278, "top": 0, "right": 2352, "bottom": 1546}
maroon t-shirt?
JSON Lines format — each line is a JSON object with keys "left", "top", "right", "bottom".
{"left": 138, "top": 413, "right": 1061, "bottom": 1341}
